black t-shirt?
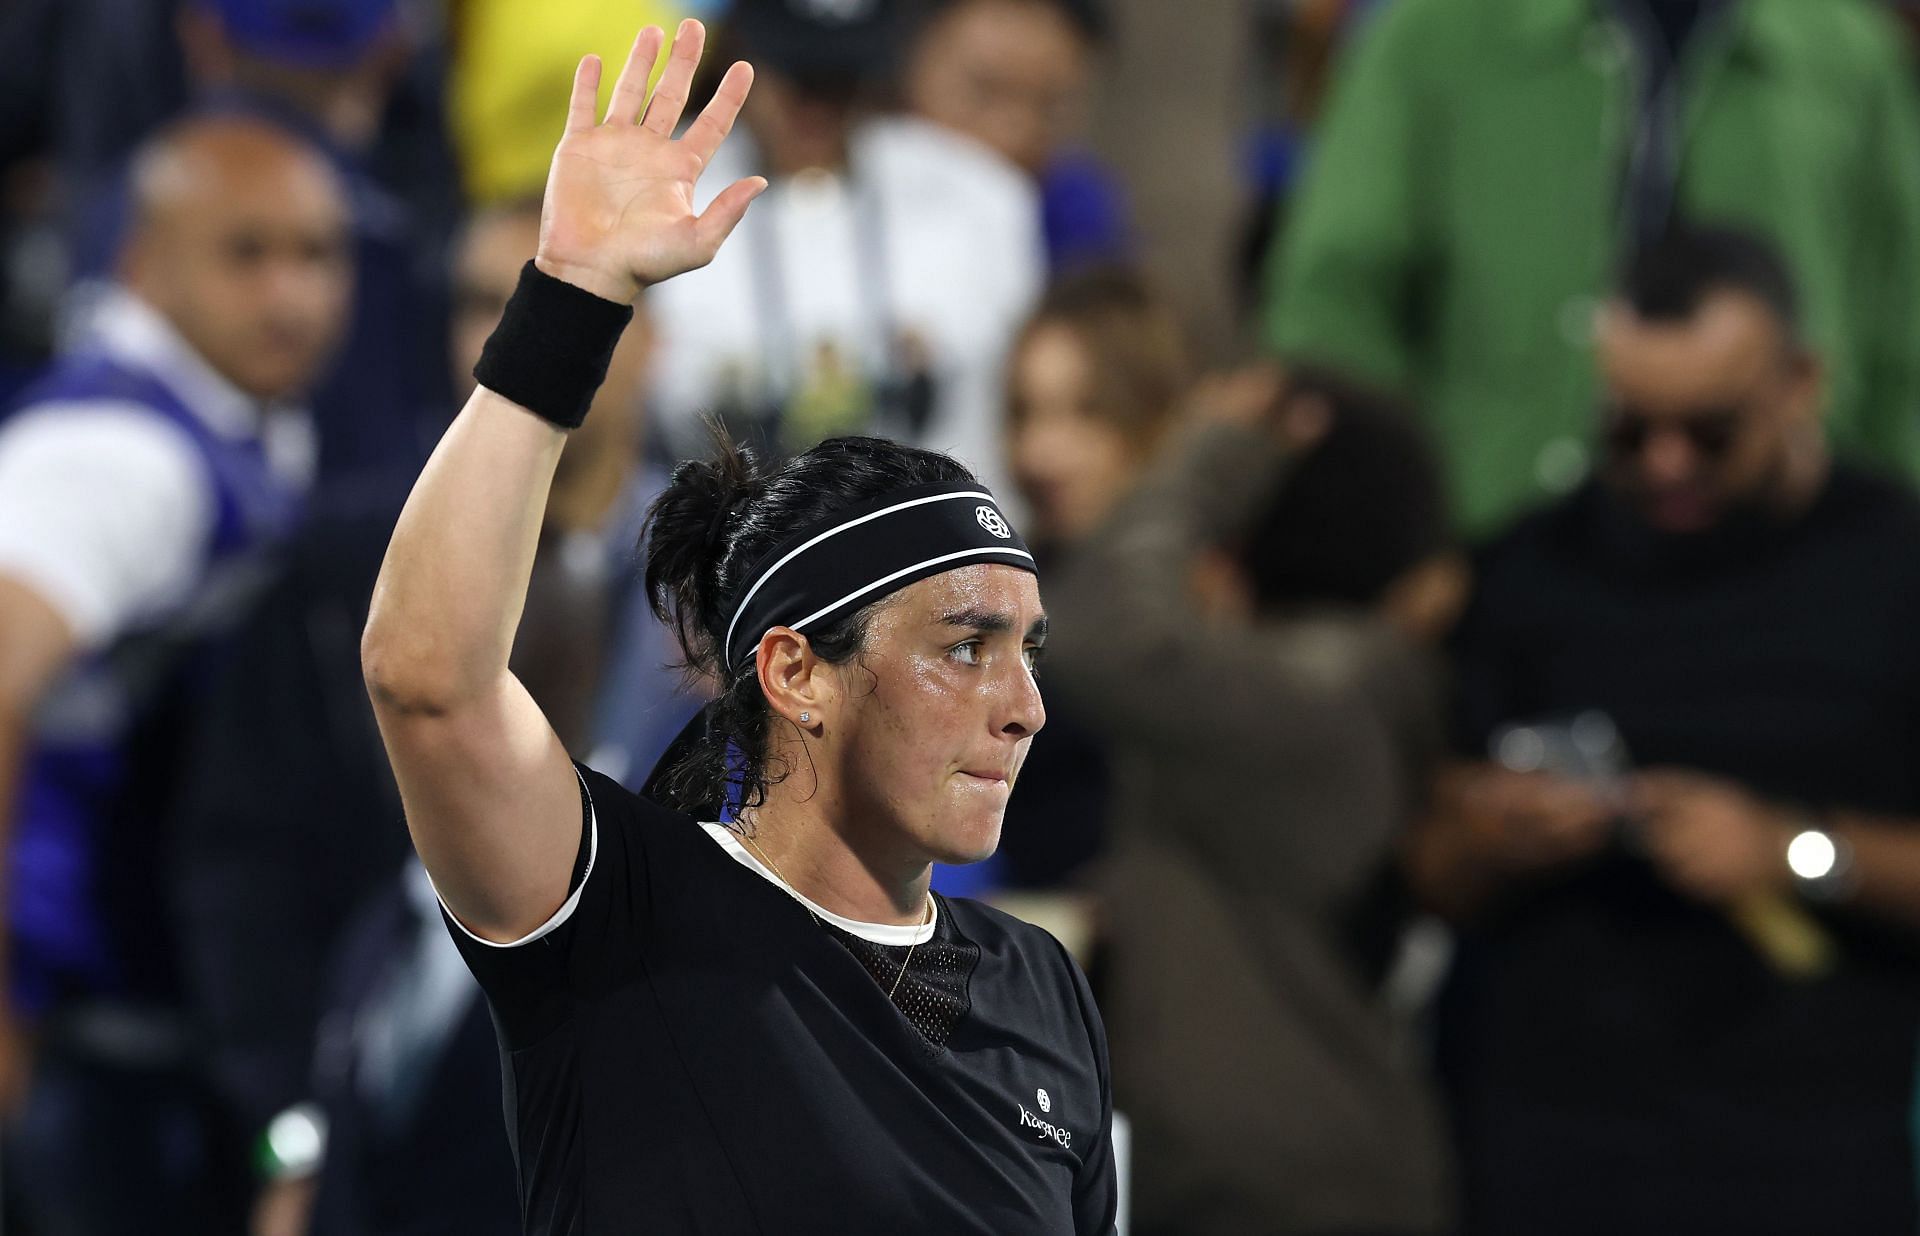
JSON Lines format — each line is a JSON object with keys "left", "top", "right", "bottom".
{"left": 447, "top": 765, "right": 1118, "bottom": 1235}
{"left": 1443, "top": 467, "right": 1920, "bottom": 1235}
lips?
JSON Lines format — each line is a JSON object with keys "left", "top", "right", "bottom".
{"left": 958, "top": 769, "right": 1011, "bottom": 785}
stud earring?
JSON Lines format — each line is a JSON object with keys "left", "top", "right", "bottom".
{"left": 798, "top": 712, "right": 810, "bottom": 724}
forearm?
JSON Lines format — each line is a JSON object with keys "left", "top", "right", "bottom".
{"left": 1049, "top": 423, "right": 1282, "bottom": 659}
{"left": 1139, "top": 421, "right": 1288, "bottom": 551}
{"left": 1828, "top": 812, "right": 1920, "bottom": 930}
{"left": 1044, "top": 422, "right": 1429, "bottom": 750}
{"left": 0, "top": 710, "right": 19, "bottom": 978}
{"left": 359, "top": 383, "right": 586, "bottom": 938}
{"left": 0, "top": 579, "right": 69, "bottom": 1011}
{"left": 1043, "top": 423, "right": 1281, "bottom": 719}
{"left": 1401, "top": 808, "right": 1508, "bottom": 925}
{"left": 1402, "top": 760, "right": 1509, "bottom": 924}
{"left": 362, "top": 387, "right": 565, "bottom": 712}
{"left": 360, "top": 23, "right": 761, "bottom": 939}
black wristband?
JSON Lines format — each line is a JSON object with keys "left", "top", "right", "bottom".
{"left": 473, "top": 261, "right": 634, "bottom": 430}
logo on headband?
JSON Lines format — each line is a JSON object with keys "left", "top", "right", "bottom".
{"left": 976, "top": 506, "right": 1012, "bottom": 539}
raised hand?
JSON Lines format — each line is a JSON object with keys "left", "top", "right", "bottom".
{"left": 535, "top": 20, "right": 766, "bottom": 305}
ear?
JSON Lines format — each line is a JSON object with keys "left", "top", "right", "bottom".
{"left": 1784, "top": 347, "right": 1825, "bottom": 425}
{"left": 1380, "top": 552, "right": 1472, "bottom": 645}
{"left": 755, "top": 627, "right": 830, "bottom": 729}
{"left": 117, "top": 232, "right": 153, "bottom": 299}
{"left": 1187, "top": 548, "right": 1252, "bottom": 623}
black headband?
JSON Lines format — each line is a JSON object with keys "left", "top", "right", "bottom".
{"left": 723, "top": 483, "right": 1035, "bottom": 673}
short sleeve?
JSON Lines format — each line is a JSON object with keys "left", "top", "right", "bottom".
{"left": 0, "top": 403, "right": 215, "bottom": 649}
{"left": 441, "top": 764, "right": 654, "bottom": 1048}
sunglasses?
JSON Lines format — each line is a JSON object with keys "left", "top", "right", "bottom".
{"left": 1604, "top": 407, "right": 1743, "bottom": 463}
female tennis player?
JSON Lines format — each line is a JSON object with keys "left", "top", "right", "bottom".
{"left": 361, "top": 20, "right": 1116, "bottom": 1235}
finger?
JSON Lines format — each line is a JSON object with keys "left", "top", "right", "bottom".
{"left": 1630, "top": 767, "right": 1700, "bottom": 804}
{"left": 682, "top": 61, "right": 755, "bottom": 167}
{"left": 694, "top": 176, "right": 769, "bottom": 258}
{"left": 606, "top": 26, "right": 666, "bottom": 126}
{"left": 1639, "top": 819, "right": 1686, "bottom": 865}
{"left": 1506, "top": 819, "right": 1598, "bottom": 871}
{"left": 1626, "top": 777, "right": 1678, "bottom": 817}
{"left": 642, "top": 18, "right": 706, "bottom": 136}
{"left": 1676, "top": 852, "right": 1736, "bottom": 901}
{"left": 1547, "top": 806, "right": 1612, "bottom": 850}
{"left": 1536, "top": 778, "right": 1605, "bottom": 820}
{"left": 567, "top": 55, "right": 604, "bottom": 134}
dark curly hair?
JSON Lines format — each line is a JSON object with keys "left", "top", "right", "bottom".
{"left": 1237, "top": 367, "right": 1447, "bottom": 611}
{"left": 641, "top": 427, "right": 979, "bottom": 816}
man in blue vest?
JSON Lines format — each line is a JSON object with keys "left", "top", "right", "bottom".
{"left": 0, "top": 112, "right": 350, "bottom": 1233}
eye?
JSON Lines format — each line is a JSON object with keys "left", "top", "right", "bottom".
{"left": 224, "top": 234, "right": 269, "bottom": 268}
{"left": 1022, "top": 644, "right": 1043, "bottom": 673}
{"left": 950, "top": 640, "right": 982, "bottom": 666}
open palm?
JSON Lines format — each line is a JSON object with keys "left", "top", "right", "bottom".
{"left": 536, "top": 20, "right": 765, "bottom": 305}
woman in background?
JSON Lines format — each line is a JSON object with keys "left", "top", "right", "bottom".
{"left": 991, "top": 269, "right": 1188, "bottom": 892}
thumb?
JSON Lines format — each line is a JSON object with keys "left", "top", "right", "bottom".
{"left": 693, "top": 176, "right": 768, "bottom": 261}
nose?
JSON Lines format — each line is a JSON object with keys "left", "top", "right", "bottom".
{"left": 1640, "top": 428, "right": 1699, "bottom": 486}
{"left": 996, "top": 654, "right": 1046, "bottom": 741}
{"left": 259, "top": 256, "right": 319, "bottom": 321}
{"left": 1016, "top": 420, "right": 1072, "bottom": 477}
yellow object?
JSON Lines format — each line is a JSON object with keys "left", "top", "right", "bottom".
{"left": 1728, "top": 892, "right": 1836, "bottom": 980}
{"left": 451, "top": 0, "right": 685, "bottom": 204}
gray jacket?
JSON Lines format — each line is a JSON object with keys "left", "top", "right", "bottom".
{"left": 1043, "top": 423, "right": 1455, "bottom": 1236}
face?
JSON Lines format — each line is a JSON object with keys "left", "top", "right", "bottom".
{"left": 450, "top": 208, "right": 652, "bottom": 451}
{"left": 819, "top": 564, "right": 1047, "bottom": 867}
{"left": 1009, "top": 323, "right": 1149, "bottom": 544}
{"left": 126, "top": 134, "right": 352, "bottom": 403}
{"left": 906, "top": 0, "right": 1091, "bottom": 176}
{"left": 1596, "top": 291, "right": 1820, "bottom": 534}
{"left": 741, "top": 68, "right": 858, "bottom": 176}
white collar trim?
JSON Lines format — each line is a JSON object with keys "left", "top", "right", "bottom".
{"left": 701, "top": 823, "right": 937, "bottom": 947}
{"left": 80, "top": 286, "right": 290, "bottom": 439}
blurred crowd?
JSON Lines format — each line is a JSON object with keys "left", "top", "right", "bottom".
{"left": 7, "top": 0, "right": 1920, "bottom": 1234}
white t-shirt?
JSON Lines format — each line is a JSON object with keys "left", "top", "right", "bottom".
{"left": 0, "top": 290, "right": 314, "bottom": 650}
{"left": 648, "top": 116, "right": 1043, "bottom": 504}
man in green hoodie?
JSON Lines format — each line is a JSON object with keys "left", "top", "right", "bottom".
{"left": 1265, "top": 0, "right": 1920, "bottom": 537}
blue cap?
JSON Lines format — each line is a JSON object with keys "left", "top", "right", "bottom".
{"left": 206, "top": 0, "right": 398, "bottom": 69}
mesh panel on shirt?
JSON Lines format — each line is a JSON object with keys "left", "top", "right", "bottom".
{"left": 819, "top": 897, "right": 978, "bottom": 1051}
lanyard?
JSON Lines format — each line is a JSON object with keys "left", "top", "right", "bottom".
{"left": 1607, "top": 0, "right": 1738, "bottom": 250}
{"left": 742, "top": 156, "right": 899, "bottom": 400}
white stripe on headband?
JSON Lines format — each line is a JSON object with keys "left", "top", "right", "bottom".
{"left": 722, "top": 490, "right": 1000, "bottom": 666}
{"left": 785, "top": 544, "right": 1039, "bottom": 639}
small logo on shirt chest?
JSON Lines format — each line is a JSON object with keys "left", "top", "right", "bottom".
{"left": 1016, "top": 1089, "right": 1071, "bottom": 1149}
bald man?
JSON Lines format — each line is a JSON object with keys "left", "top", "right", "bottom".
{"left": 0, "top": 113, "right": 349, "bottom": 1234}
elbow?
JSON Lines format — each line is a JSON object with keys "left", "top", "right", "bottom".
{"left": 360, "top": 613, "right": 464, "bottom": 717}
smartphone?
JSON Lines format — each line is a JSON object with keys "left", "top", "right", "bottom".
{"left": 1490, "top": 710, "right": 1635, "bottom": 842}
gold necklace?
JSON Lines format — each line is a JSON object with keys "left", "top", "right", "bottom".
{"left": 736, "top": 829, "right": 932, "bottom": 1002}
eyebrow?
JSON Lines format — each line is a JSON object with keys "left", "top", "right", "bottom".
{"left": 939, "top": 608, "right": 1049, "bottom": 642}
